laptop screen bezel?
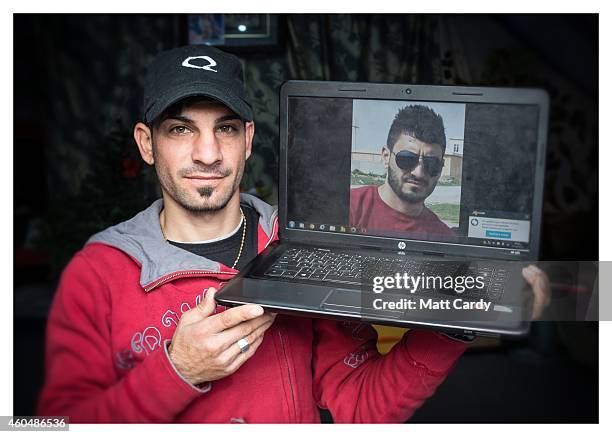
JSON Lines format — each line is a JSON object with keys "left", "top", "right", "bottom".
{"left": 278, "top": 80, "right": 549, "bottom": 261}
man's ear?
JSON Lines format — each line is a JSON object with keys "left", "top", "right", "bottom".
{"left": 244, "top": 121, "right": 255, "bottom": 160}
{"left": 382, "top": 146, "right": 391, "bottom": 168}
{"left": 134, "top": 122, "right": 155, "bottom": 165}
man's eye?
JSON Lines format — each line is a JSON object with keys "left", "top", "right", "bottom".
{"left": 170, "top": 126, "right": 191, "bottom": 135}
{"left": 216, "top": 125, "right": 237, "bottom": 135}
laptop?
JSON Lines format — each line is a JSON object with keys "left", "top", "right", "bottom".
{"left": 216, "top": 80, "right": 549, "bottom": 337}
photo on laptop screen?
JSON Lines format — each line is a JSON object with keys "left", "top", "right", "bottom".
{"left": 349, "top": 99, "right": 466, "bottom": 242}
{"left": 285, "top": 95, "right": 540, "bottom": 255}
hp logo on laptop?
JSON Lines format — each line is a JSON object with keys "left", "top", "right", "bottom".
{"left": 397, "top": 241, "right": 406, "bottom": 250}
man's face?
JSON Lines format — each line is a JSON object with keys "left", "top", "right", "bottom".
{"left": 382, "top": 133, "right": 444, "bottom": 204}
{"left": 150, "top": 100, "right": 253, "bottom": 213}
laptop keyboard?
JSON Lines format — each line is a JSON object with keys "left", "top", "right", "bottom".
{"left": 263, "top": 247, "right": 509, "bottom": 302}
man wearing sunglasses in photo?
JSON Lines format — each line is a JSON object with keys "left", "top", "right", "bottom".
{"left": 350, "top": 105, "right": 455, "bottom": 239}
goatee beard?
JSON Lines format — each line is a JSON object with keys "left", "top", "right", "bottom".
{"left": 197, "top": 186, "right": 214, "bottom": 197}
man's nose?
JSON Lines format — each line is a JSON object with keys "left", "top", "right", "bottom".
{"left": 191, "top": 131, "right": 223, "bottom": 165}
{"left": 410, "top": 157, "right": 428, "bottom": 179}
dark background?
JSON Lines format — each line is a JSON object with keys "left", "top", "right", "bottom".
{"left": 287, "top": 97, "right": 353, "bottom": 224}
{"left": 458, "top": 103, "right": 539, "bottom": 243}
{"left": 14, "top": 14, "right": 598, "bottom": 422}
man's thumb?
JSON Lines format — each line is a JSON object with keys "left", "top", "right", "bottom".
{"left": 182, "top": 287, "right": 217, "bottom": 323}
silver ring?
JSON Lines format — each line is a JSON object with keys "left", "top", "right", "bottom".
{"left": 237, "top": 338, "right": 250, "bottom": 353}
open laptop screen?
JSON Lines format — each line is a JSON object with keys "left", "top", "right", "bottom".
{"left": 285, "top": 96, "right": 540, "bottom": 255}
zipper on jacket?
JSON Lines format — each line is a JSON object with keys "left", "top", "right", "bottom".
{"left": 264, "top": 215, "right": 279, "bottom": 249}
{"left": 143, "top": 270, "right": 235, "bottom": 292}
{"left": 278, "top": 329, "right": 297, "bottom": 422}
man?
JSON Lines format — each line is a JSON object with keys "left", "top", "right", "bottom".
{"left": 350, "top": 105, "right": 455, "bottom": 239}
{"left": 37, "top": 45, "right": 550, "bottom": 423}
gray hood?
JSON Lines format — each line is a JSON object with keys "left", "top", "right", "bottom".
{"left": 87, "top": 193, "right": 278, "bottom": 291}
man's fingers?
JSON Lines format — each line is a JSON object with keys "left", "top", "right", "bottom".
{"left": 216, "top": 313, "right": 276, "bottom": 352}
{"left": 225, "top": 333, "right": 266, "bottom": 374}
{"left": 179, "top": 287, "right": 218, "bottom": 325}
{"left": 522, "top": 265, "right": 551, "bottom": 320}
{"left": 205, "top": 303, "right": 265, "bottom": 333}
{"left": 216, "top": 316, "right": 276, "bottom": 362}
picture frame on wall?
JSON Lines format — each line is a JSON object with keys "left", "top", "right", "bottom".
{"left": 188, "top": 14, "right": 279, "bottom": 48}
{"left": 188, "top": 14, "right": 225, "bottom": 46}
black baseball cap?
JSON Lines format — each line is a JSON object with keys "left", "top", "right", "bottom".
{"left": 143, "top": 45, "right": 253, "bottom": 124}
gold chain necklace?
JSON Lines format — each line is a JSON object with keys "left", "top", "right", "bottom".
{"left": 231, "top": 208, "right": 247, "bottom": 269}
{"left": 161, "top": 207, "right": 247, "bottom": 270}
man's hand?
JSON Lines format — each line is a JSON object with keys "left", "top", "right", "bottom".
{"left": 522, "top": 265, "right": 552, "bottom": 320}
{"left": 167, "top": 287, "right": 276, "bottom": 386}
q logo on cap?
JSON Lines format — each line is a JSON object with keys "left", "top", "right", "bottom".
{"left": 182, "top": 56, "right": 218, "bottom": 72}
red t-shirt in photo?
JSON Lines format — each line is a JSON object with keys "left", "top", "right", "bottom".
{"left": 349, "top": 185, "right": 456, "bottom": 240}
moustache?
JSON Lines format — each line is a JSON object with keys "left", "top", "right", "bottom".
{"left": 401, "top": 175, "right": 427, "bottom": 185}
{"left": 179, "top": 165, "right": 232, "bottom": 178}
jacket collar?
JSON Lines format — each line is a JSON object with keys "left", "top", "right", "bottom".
{"left": 86, "top": 193, "right": 278, "bottom": 290}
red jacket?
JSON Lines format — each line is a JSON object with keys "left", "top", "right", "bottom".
{"left": 37, "top": 194, "right": 467, "bottom": 423}
{"left": 350, "top": 185, "right": 456, "bottom": 239}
